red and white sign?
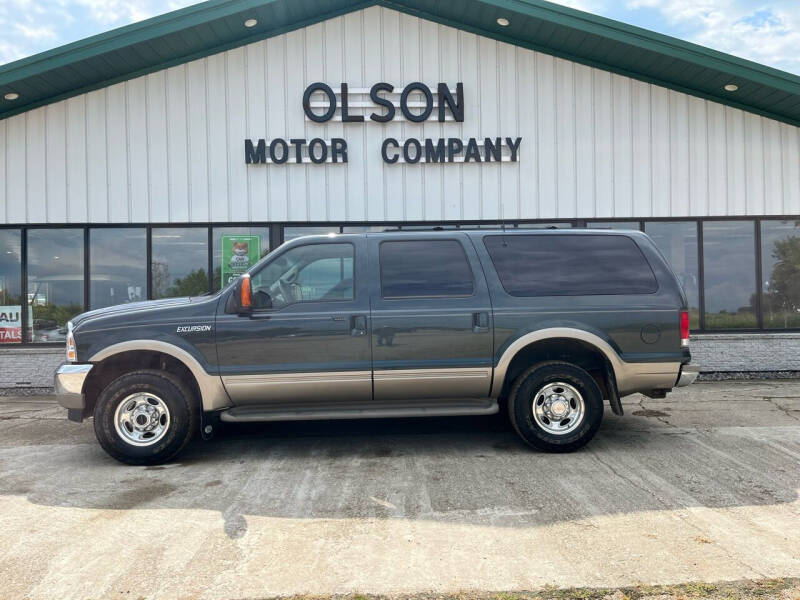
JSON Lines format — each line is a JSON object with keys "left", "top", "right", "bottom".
{"left": 0, "top": 306, "right": 22, "bottom": 343}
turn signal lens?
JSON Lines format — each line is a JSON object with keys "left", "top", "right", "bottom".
{"left": 240, "top": 274, "right": 252, "bottom": 309}
{"left": 680, "top": 310, "right": 690, "bottom": 347}
{"left": 66, "top": 321, "right": 77, "bottom": 362}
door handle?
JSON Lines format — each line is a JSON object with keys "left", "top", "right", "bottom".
{"left": 472, "top": 311, "right": 490, "bottom": 333}
{"left": 350, "top": 315, "right": 367, "bottom": 337}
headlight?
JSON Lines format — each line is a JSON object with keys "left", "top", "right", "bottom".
{"left": 66, "top": 321, "right": 77, "bottom": 362}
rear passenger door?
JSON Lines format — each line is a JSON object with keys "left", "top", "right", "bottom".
{"left": 367, "top": 234, "right": 494, "bottom": 400}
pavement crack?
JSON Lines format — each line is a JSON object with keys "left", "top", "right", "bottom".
{"left": 763, "top": 397, "right": 800, "bottom": 422}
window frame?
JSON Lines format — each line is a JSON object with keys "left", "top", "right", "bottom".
{"left": 248, "top": 241, "right": 356, "bottom": 312}
{"left": 378, "top": 238, "right": 476, "bottom": 300}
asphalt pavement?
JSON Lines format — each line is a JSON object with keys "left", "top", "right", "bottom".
{"left": 1, "top": 381, "right": 799, "bottom": 599}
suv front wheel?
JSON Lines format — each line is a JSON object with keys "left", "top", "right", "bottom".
{"left": 93, "top": 369, "right": 197, "bottom": 465}
{"left": 508, "top": 361, "right": 603, "bottom": 452}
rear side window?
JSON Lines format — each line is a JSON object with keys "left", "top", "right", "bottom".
{"left": 484, "top": 234, "right": 658, "bottom": 296}
{"left": 380, "top": 240, "right": 474, "bottom": 298}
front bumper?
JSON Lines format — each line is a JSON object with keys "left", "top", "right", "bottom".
{"left": 676, "top": 363, "right": 700, "bottom": 387}
{"left": 54, "top": 364, "right": 93, "bottom": 409}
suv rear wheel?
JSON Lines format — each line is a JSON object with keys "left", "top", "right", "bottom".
{"left": 93, "top": 369, "right": 197, "bottom": 465}
{"left": 508, "top": 361, "right": 603, "bottom": 452}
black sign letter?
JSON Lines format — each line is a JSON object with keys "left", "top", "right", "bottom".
{"left": 401, "top": 82, "right": 433, "bottom": 122}
{"left": 331, "top": 138, "right": 348, "bottom": 163}
{"left": 506, "top": 137, "right": 522, "bottom": 162}
{"left": 340, "top": 83, "right": 364, "bottom": 122}
{"left": 438, "top": 83, "right": 464, "bottom": 122}
{"left": 269, "top": 138, "right": 289, "bottom": 164}
{"left": 308, "top": 138, "right": 328, "bottom": 164}
{"left": 425, "top": 139, "right": 446, "bottom": 163}
{"left": 447, "top": 138, "right": 464, "bottom": 162}
{"left": 245, "top": 139, "right": 266, "bottom": 164}
{"left": 303, "top": 83, "right": 336, "bottom": 123}
{"left": 382, "top": 138, "right": 400, "bottom": 164}
{"left": 370, "top": 83, "right": 395, "bottom": 122}
{"left": 290, "top": 139, "right": 307, "bottom": 163}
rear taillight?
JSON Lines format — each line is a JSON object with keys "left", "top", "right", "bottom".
{"left": 680, "top": 310, "right": 690, "bottom": 347}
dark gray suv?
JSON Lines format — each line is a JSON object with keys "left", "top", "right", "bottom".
{"left": 55, "top": 229, "right": 698, "bottom": 464}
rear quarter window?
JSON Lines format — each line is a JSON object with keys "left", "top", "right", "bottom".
{"left": 483, "top": 234, "right": 658, "bottom": 296}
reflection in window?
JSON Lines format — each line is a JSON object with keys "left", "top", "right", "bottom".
{"left": 380, "top": 240, "right": 474, "bottom": 298}
{"left": 90, "top": 228, "right": 146, "bottom": 309}
{"left": 283, "top": 226, "right": 340, "bottom": 241}
{"left": 761, "top": 220, "right": 800, "bottom": 329}
{"left": 702, "top": 221, "right": 757, "bottom": 329}
{"left": 212, "top": 227, "right": 270, "bottom": 291}
{"left": 588, "top": 221, "right": 641, "bottom": 230}
{"left": 251, "top": 243, "right": 354, "bottom": 309}
{"left": 0, "top": 229, "right": 22, "bottom": 344}
{"left": 515, "top": 223, "right": 573, "bottom": 229}
{"left": 151, "top": 228, "right": 209, "bottom": 299}
{"left": 28, "top": 229, "right": 84, "bottom": 343}
{"left": 645, "top": 222, "right": 700, "bottom": 328}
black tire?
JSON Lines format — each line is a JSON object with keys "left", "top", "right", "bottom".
{"left": 508, "top": 361, "right": 603, "bottom": 452}
{"left": 93, "top": 369, "right": 197, "bottom": 465}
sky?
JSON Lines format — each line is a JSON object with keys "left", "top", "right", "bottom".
{"left": 1, "top": 0, "right": 800, "bottom": 75}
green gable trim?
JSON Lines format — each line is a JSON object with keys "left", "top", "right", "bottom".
{"left": 1, "top": 0, "right": 799, "bottom": 125}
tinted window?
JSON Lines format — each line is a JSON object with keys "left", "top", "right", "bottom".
{"left": 151, "top": 228, "right": 209, "bottom": 299}
{"left": 645, "top": 221, "right": 700, "bottom": 328}
{"left": 702, "top": 221, "right": 756, "bottom": 329}
{"left": 380, "top": 240, "right": 474, "bottom": 298}
{"left": 761, "top": 220, "right": 800, "bottom": 329}
{"left": 90, "top": 228, "right": 147, "bottom": 309}
{"left": 484, "top": 234, "right": 657, "bottom": 296}
{"left": 28, "top": 229, "right": 84, "bottom": 342}
{"left": 0, "top": 229, "right": 22, "bottom": 344}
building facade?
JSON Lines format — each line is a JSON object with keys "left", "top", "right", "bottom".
{"left": 1, "top": 0, "right": 799, "bottom": 389}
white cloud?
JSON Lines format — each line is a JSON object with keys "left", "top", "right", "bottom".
{"left": 14, "top": 23, "right": 57, "bottom": 40}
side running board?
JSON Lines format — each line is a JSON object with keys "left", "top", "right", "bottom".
{"left": 219, "top": 398, "right": 499, "bottom": 423}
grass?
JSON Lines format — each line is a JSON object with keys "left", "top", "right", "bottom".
{"left": 271, "top": 578, "right": 800, "bottom": 600}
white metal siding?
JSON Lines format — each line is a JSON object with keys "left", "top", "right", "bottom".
{"left": 1, "top": 5, "right": 799, "bottom": 225}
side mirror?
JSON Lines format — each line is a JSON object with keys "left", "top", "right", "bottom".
{"left": 230, "top": 274, "right": 253, "bottom": 316}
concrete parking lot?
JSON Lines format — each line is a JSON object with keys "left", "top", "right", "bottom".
{"left": 1, "top": 381, "right": 799, "bottom": 600}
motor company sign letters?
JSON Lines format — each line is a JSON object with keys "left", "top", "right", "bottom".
{"left": 245, "top": 82, "right": 521, "bottom": 165}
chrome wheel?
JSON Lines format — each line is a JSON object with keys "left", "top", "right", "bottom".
{"left": 532, "top": 381, "right": 585, "bottom": 435}
{"left": 114, "top": 392, "right": 171, "bottom": 447}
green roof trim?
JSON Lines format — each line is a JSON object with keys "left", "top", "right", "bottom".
{"left": 1, "top": 0, "right": 800, "bottom": 125}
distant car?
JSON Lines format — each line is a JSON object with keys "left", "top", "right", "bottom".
{"left": 55, "top": 229, "right": 698, "bottom": 465}
{"left": 33, "top": 321, "right": 67, "bottom": 343}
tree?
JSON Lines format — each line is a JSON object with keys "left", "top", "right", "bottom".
{"left": 764, "top": 235, "right": 800, "bottom": 327}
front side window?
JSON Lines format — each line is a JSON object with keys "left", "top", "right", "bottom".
{"left": 27, "top": 229, "right": 84, "bottom": 342}
{"left": 250, "top": 243, "right": 354, "bottom": 310}
{"left": 484, "top": 234, "right": 657, "bottom": 296}
{"left": 380, "top": 240, "right": 474, "bottom": 298}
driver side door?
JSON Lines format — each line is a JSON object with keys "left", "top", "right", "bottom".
{"left": 215, "top": 238, "right": 371, "bottom": 405}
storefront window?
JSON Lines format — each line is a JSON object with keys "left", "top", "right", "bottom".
{"left": 516, "top": 222, "right": 573, "bottom": 229}
{"left": 761, "top": 220, "right": 800, "bottom": 329}
{"left": 151, "top": 228, "right": 209, "bottom": 299}
{"left": 212, "top": 227, "right": 271, "bottom": 291}
{"left": 90, "top": 228, "right": 147, "bottom": 309}
{"left": 27, "top": 229, "right": 84, "bottom": 342}
{"left": 702, "top": 221, "right": 757, "bottom": 329}
{"left": 645, "top": 221, "right": 700, "bottom": 328}
{"left": 283, "top": 226, "right": 340, "bottom": 241}
{"left": 0, "top": 229, "right": 23, "bottom": 344}
{"left": 588, "top": 221, "right": 641, "bottom": 230}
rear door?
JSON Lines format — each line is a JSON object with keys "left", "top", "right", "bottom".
{"left": 367, "top": 233, "right": 494, "bottom": 400}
